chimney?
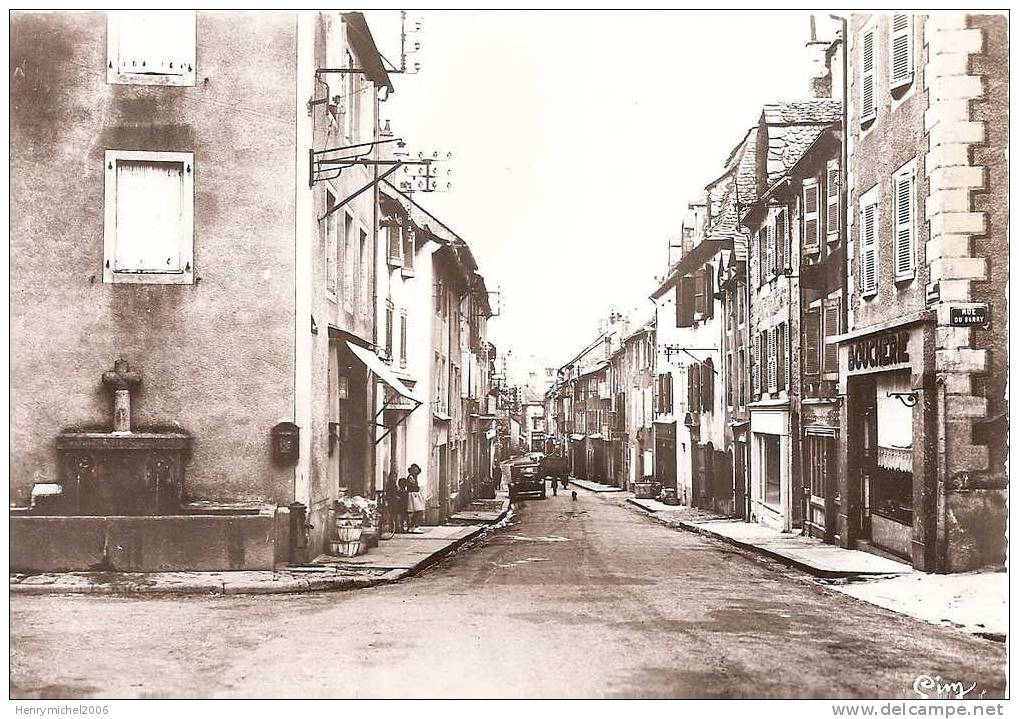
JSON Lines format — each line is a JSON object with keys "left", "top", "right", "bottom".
{"left": 805, "top": 14, "right": 834, "bottom": 98}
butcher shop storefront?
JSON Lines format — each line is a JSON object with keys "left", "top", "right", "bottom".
{"left": 835, "top": 316, "right": 938, "bottom": 571}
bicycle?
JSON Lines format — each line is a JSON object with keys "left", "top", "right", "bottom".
{"left": 375, "top": 490, "right": 397, "bottom": 540}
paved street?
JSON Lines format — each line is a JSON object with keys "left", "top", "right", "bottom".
{"left": 9, "top": 483, "right": 1005, "bottom": 699}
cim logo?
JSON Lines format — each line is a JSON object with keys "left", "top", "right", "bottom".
{"left": 913, "top": 675, "right": 978, "bottom": 699}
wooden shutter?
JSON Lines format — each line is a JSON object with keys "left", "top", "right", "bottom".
{"left": 777, "top": 324, "right": 786, "bottom": 391}
{"left": 893, "top": 166, "right": 915, "bottom": 280}
{"left": 767, "top": 328, "right": 777, "bottom": 392}
{"left": 756, "top": 228, "right": 767, "bottom": 287}
{"left": 385, "top": 306, "right": 394, "bottom": 358}
{"left": 890, "top": 13, "right": 913, "bottom": 89}
{"left": 766, "top": 221, "right": 776, "bottom": 278}
{"left": 752, "top": 335, "right": 760, "bottom": 397}
{"left": 826, "top": 161, "right": 840, "bottom": 239}
{"left": 703, "top": 269, "right": 715, "bottom": 319}
{"left": 775, "top": 209, "right": 787, "bottom": 271}
{"left": 113, "top": 159, "right": 186, "bottom": 272}
{"left": 861, "top": 26, "right": 876, "bottom": 122}
{"left": 679, "top": 276, "right": 696, "bottom": 327}
{"left": 400, "top": 313, "right": 408, "bottom": 365}
{"left": 702, "top": 359, "right": 714, "bottom": 411}
{"left": 823, "top": 301, "right": 840, "bottom": 374}
{"left": 859, "top": 202, "right": 878, "bottom": 296}
{"left": 785, "top": 322, "right": 792, "bottom": 390}
{"left": 804, "top": 309, "right": 821, "bottom": 376}
{"left": 694, "top": 272, "right": 706, "bottom": 317}
{"left": 803, "top": 181, "right": 820, "bottom": 251}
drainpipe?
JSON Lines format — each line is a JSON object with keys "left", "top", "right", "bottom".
{"left": 936, "top": 374, "right": 948, "bottom": 572}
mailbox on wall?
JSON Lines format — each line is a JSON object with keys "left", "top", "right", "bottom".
{"left": 272, "top": 422, "right": 300, "bottom": 465}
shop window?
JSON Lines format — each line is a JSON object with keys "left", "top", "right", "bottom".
{"left": 762, "top": 435, "right": 781, "bottom": 507}
{"left": 107, "top": 11, "right": 196, "bottom": 87}
{"left": 103, "top": 150, "right": 194, "bottom": 285}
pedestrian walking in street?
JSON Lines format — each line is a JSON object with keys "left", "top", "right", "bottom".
{"left": 406, "top": 463, "right": 426, "bottom": 533}
{"left": 385, "top": 471, "right": 406, "bottom": 534}
{"left": 549, "top": 475, "right": 558, "bottom": 497}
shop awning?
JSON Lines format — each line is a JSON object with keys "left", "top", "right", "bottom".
{"left": 569, "top": 433, "right": 585, "bottom": 441}
{"left": 347, "top": 341, "right": 421, "bottom": 405}
{"left": 587, "top": 433, "right": 603, "bottom": 440}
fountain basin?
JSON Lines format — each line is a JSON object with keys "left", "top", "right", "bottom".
{"left": 54, "top": 431, "right": 191, "bottom": 516}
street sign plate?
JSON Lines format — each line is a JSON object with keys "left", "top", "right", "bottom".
{"left": 949, "top": 305, "right": 989, "bottom": 328}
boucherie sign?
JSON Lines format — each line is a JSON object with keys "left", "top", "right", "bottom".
{"left": 848, "top": 330, "right": 911, "bottom": 372}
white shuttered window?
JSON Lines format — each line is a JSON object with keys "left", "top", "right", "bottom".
{"left": 108, "top": 11, "right": 196, "bottom": 86}
{"left": 889, "top": 13, "right": 914, "bottom": 89}
{"left": 767, "top": 328, "right": 777, "bottom": 393}
{"left": 826, "top": 160, "right": 840, "bottom": 240}
{"left": 893, "top": 162, "right": 916, "bottom": 280}
{"left": 802, "top": 179, "right": 820, "bottom": 251}
{"left": 859, "top": 188, "right": 879, "bottom": 297}
{"left": 860, "top": 26, "right": 876, "bottom": 123}
{"left": 104, "top": 150, "right": 194, "bottom": 285}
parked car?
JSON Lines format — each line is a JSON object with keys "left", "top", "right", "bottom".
{"left": 509, "top": 460, "right": 546, "bottom": 500}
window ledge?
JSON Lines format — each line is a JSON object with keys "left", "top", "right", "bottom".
{"left": 401, "top": 267, "right": 416, "bottom": 279}
{"left": 387, "top": 257, "right": 404, "bottom": 268}
{"left": 893, "top": 274, "right": 915, "bottom": 285}
{"left": 107, "top": 71, "right": 195, "bottom": 87}
{"left": 104, "top": 270, "right": 194, "bottom": 285}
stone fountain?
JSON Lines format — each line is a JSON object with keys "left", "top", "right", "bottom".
{"left": 49, "top": 359, "right": 191, "bottom": 515}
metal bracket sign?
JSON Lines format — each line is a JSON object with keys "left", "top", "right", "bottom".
{"left": 949, "top": 304, "right": 989, "bottom": 328}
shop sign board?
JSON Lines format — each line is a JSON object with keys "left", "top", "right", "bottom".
{"left": 847, "top": 330, "right": 911, "bottom": 373}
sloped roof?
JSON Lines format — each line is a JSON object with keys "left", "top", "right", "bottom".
{"left": 761, "top": 99, "right": 841, "bottom": 125}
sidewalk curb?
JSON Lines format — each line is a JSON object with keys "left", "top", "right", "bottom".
{"left": 9, "top": 502, "right": 509, "bottom": 598}
{"left": 625, "top": 497, "right": 882, "bottom": 580}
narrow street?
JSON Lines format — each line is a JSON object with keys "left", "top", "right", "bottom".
{"left": 10, "top": 484, "right": 1005, "bottom": 699}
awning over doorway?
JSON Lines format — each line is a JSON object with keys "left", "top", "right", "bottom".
{"left": 346, "top": 341, "right": 421, "bottom": 405}
{"left": 569, "top": 434, "right": 585, "bottom": 441}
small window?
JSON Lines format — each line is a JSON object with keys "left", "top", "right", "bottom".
{"left": 889, "top": 13, "right": 914, "bottom": 90}
{"left": 103, "top": 150, "right": 194, "bottom": 284}
{"left": 343, "top": 49, "right": 360, "bottom": 142}
{"left": 802, "top": 179, "right": 820, "bottom": 252}
{"left": 107, "top": 11, "right": 196, "bottom": 87}
{"left": 402, "top": 225, "right": 415, "bottom": 274}
{"left": 358, "top": 228, "right": 368, "bottom": 313}
{"left": 400, "top": 312, "right": 408, "bottom": 367}
{"left": 825, "top": 161, "right": 840, "bottom": 241}
{"left": 860, "top": 25, "right": 877, "bottom": 124}
{"left": 892, "top": 161, "right": 916, "bottom": 281}
{"left": 386, "top": 221, "right": 403, "bottom": 265}
{"left": 755, "top": 228, "right": 766, "bottom": 287}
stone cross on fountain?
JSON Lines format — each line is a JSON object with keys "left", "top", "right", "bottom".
{"left": 102, "top": 358, "right": 142, "bottom": 434}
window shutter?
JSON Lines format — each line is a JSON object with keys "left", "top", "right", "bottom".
{"left": 777, "top": 324, "right": 786, "bottom": 391}
{"left": 752, "top": 335, "right": 760, "bottom": 397}
{"left": 756, "top": 228, "right": 766, "bottom": 287}
{"left": 702, "top": 359, "right": 714, "bottom": 411}
{"left": 679, "top": 276, "right": 696, "bottom": 327}
{"left": 775, "top": 209, "right": 787, "bottom": 271}
{"left": 675, "top": 285, "right": 682, "bottom": 329}
{"left": 704, "top": 270, "right": 715, "bottom": 319}
{"left": 860, "top": 202, "right": 878, "bottom": 296}
{"left": 113, "top": 159, "right": 186, "bottom": 272}
{"left": 826, "top": 162, "right": 840, "bottom": 238}
{"left": 767, "top": 328, "right": 777, "bottom": 392}
{"left": 803, "top": 182, "right": 820, "bottom": 251}
{"left": 113, "top": 11, "right": 195, "bottom": 80}
{"left": 385, "top": 306, "right": 394, "bottom": 359}
{"left": 804, "top": 310, "right": 821, "bottom": 376}
{"left": 890, "top": 13, "right": 913, "bottom": 89}
{"left": 766, "top": 221, "right": 776, "bottom": 278}
{"left": 785, "top": 322, "right": 791, "bottom": 390}
{"left": 823, "top": 301, "right": 840, "bottom": 374}
{"left": 893, "top": 168, "right": 915, "bottom": 280}
{"left": 400, "top": 314, "right": 408, "bottom": 365}
{"left": 694, "top": 272, "right": 705, "bottom": 317}
{"left": 861, "top": 27, "right": 876, "bottom": 122}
